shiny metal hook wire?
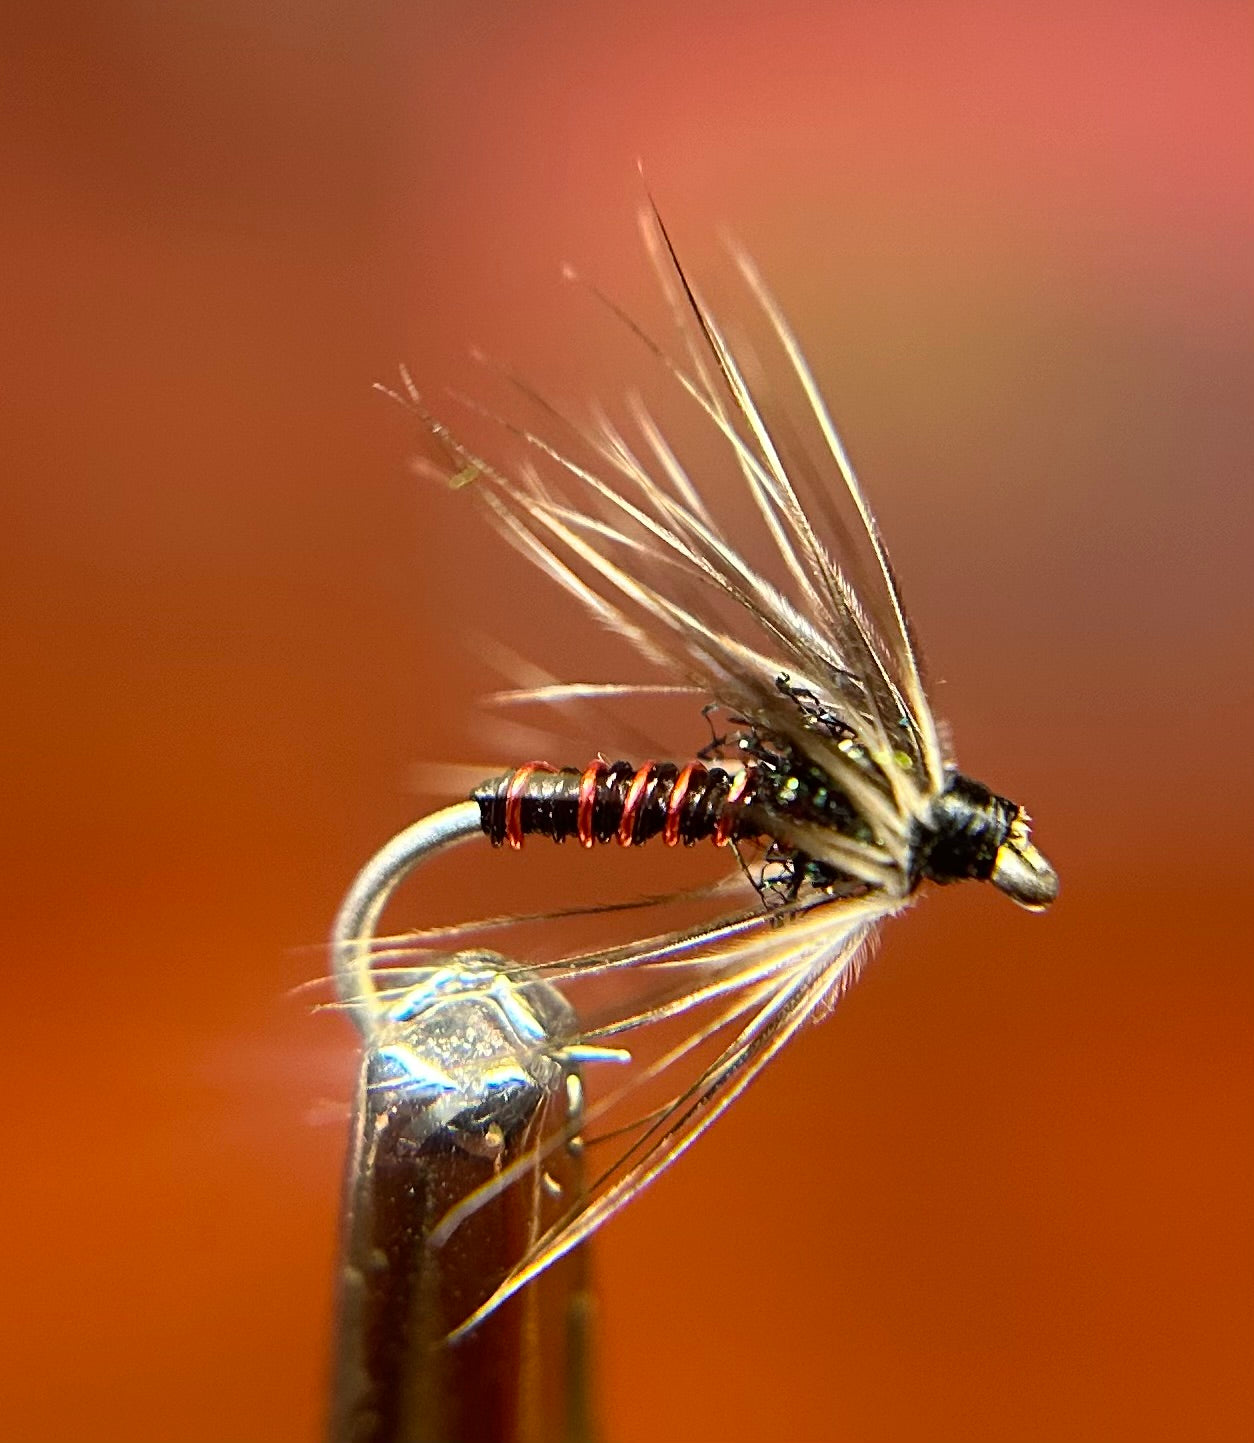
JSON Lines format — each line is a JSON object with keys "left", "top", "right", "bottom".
{"left": 331, "top": 800, "right": 483, "bottom": 1038}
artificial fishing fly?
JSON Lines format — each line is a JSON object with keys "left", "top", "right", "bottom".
{"left": 350, "top": 202, "right": 1058, "bottom": 1336}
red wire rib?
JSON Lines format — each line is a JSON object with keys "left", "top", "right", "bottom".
{"left": 576, "top": 759, "right": 606, "bottom": 849}
{"left": 617, "top": 761, "right": 656, "bottom": 847}
{"left": 504, "top": 761, "right": 556, "bottom": 850}
{"left": 713, "top": 766, "right": 754, "bottom": 847}
{"left": 664, "top": 761, "right": 707, "bottom": 846}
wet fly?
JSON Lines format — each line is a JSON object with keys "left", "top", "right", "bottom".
{"left": 371, "top": 202, "right": 1058, "bottom": 1334}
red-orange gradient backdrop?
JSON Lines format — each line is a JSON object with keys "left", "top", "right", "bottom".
{"left": 3, "top": 4, "right": 1251, "bottom": 1440}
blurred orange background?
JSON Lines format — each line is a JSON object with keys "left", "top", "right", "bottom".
{"left": 3, "top": 3, "right": 1252, "bottom": 1440}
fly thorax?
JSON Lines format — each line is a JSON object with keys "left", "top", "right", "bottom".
{"left": 917, "top": 774, "right": 1018, "bottom": 886}
{"left": 758, "top": 756, "right": 869, "bottom": 842}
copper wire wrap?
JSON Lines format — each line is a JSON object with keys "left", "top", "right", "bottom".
{"left": 713, "top": 767, "right": 753, "bottom": 847}
{"left": 576, "top": 759, "right": 606, "bottom": 849}
{"left": 663, "top": 761, "right": 706, "bottom": 847}
{"left": 617, "top": 760, "right": 657, "bottom": 847}
{"left": 504, "top": 762, "right": 557, "bottom": 850}
{"left": 474, "top": 758, "right": 760, "bottom": 851}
